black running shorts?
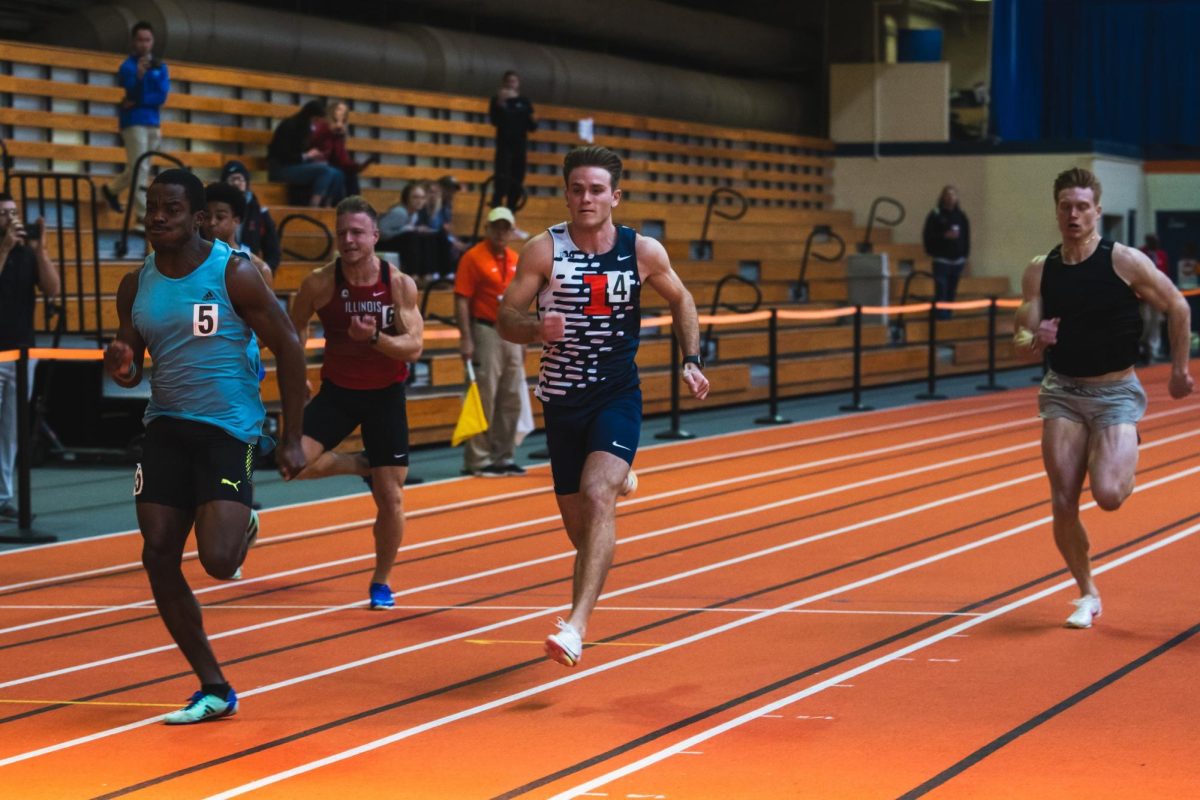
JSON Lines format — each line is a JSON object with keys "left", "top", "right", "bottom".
{"left": 135, "top": 416, "right": 257, "bottom": 509}
{"left": 303, "top": 379, "right": 410, "bottom": 468}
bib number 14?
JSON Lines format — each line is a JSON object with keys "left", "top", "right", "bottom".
{"left": 582, "top": 271, "right": 632, "bottom": 316}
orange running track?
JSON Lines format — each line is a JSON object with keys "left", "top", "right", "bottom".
{"left": 1, "top": 365, "right": 1198, "bottom": 799}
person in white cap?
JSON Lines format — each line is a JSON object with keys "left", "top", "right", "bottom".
{"left": 454, "top": 206, "right": 527, "bottom": 476}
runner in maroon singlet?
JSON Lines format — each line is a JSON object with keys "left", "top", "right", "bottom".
{"left": 289, "top": 196, "right": 424, "bottom": 609}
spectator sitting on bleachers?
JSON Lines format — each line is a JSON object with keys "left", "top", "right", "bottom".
{"left": 376, "top": 181, "right": 448, "bottom": 284}
{"left": 311, "top": 100, "right": 379, "bottom": 198}
{"left": 378, "top": 182, "right": 450, "bottom": 284}
{"left": 221, "top": 160, "right": 281, "bottom": 272}
{"left": 431, "top": 175, "right": 466, "bottom": 265}
{"left": 267, "top": 100, "right": 345, "bottom": 208}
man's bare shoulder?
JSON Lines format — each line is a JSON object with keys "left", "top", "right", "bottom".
{"left": 1024, "top": 254, "right": 1047, "bottom": 274}
{"left": 1110, "top": 241, "right": 1147, "bottom": 266}
{"left": 634, "top": 232, "right": 669, "bottom": 259}
{"left": 517, "top": 231, "right": 554, "bottom": 266}
{"left": 388, "top": 264, "right": 419, "bottom": 302}
{"left": 117, "top": 266, "right": 143, "bottom": 299}
{"left": 300, "top": 261, "right": 337, "bottom": 288}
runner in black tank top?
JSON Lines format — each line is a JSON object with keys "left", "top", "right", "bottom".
{"left": 497, "top": 146, "right": 711, "bottom": 667}
{"left": 1014, "top": 167, "right": 1193, "bottom": 629}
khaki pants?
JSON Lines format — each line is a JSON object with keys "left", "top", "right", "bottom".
{"left": 464, "top": 321, "right": 526, "bottom": 471}
{"left": 107, "top": 125, "right": 162, "bottom": 220}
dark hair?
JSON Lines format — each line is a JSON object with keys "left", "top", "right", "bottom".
{"left": 205, "top": 181, "right": 247, "bottom": 220}
{"left": 1053, "top": 167, "right": 1102, "bottom": 204}
{"left": 131, "top": 21, "right": 154, "bottom": 36}
{"left": 400, "top": 182, "right": 425, "bottom": 205}
{"left": 152, "top": 169, "right": 205, "bottom": 214}
{"left": 298, "top": 99, "right": 327, "bottom": 123}
{"left": 336, "top": 195, "right": 378, "bottom": 222}
{"left": 562, "top": 146, "right": 623, "bottom": 190}
{"left": 502, "top": 70, "right": 519, "bottom": 81}
{"left": 937, "top": 185, "right": 958, "bottom": 209}
{"left": 0, "top": 191, "right": 13, "bottom": 204}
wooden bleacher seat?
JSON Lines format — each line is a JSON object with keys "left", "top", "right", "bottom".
{"left": 1, "top": 38, "right": 1023, "bottom": 451}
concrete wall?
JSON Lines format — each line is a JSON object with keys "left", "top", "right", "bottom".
{"left": 1147, "top": 173, "right": 1200, "bottom": 223}
{"left": 830, "top": 62, "right": 950, "bottom": 143}
{"left": 833, "top": 153, "right": 1149, "bottom": 289}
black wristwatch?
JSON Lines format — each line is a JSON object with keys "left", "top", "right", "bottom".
{"left": 369, "top": 329, "right": 381, "bottom": 346}
{"left": 683, "top": 354, "right": 704, "bottom": 370}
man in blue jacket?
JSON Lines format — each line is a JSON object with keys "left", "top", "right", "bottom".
{"left": 101, "top": 21, "right": 170, "bottom": 226}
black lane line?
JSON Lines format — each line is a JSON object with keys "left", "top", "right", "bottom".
{"left": 489, "top": 512, "right": 1200, "bottom": 799}
{"left": 10, "top": 438, "right": 1196, "bottom": 736}
{"left": 86, "top": 498, "right": 1059, "bottom": 800}
{"left": 1, "top": 419, "right": 1044, "bottom": 599}
{"left": 92, "top": 508, "right": 1200, "bottom": 800}
{"left": 898, "top": 621, "right": 1200, "bottom": 799}
{"left": 1, "top": 448, "right": 1048, "bottom": 727}
{"left": 1, "top": 419, "right": 1039, "bottom": 649}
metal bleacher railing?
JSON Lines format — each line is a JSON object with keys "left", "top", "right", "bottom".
{"left": 0, "top": 296, "right": 1046, "bottom": 541}
{"left": 10, "top": 171, "right": 103, "bottom": 343}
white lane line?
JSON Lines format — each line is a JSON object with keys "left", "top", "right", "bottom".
{"left": 2, "top": 453, "right": 1190, "bottom": 777}
{"left": 203, "top": 486, "right": 1200, "bottom": 800}
{"left": 0, "top": 397, "right": 1035, "bottom": 559}
{"left": 0, "top": 448, "right": 1074, "bottom": 764}
{"left": 0, "top": 416, "right": 1071, "bottom": 686}
{"left": 0, "top": 605, "right": 987, "bottom": 617}
{"left": 546, "top": 521, "right": 1200, "bottom": 800}
{"left": 3, "top": 429, "right": 1196, "bottom": 770}
{"left": 0, "top": 401, "right": 1043, "bottom": 594}
{"left": 0, "top": 410, "right": 1054, "bottom": 632}
{"left": 4, "top": 425, "right": 1198, "bottom": 693}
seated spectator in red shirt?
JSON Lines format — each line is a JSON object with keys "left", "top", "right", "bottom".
{"left": 311, "top": 100, "right": 378, "bottom": 198}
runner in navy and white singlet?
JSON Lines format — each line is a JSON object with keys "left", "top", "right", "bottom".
{"left": 289, "top": 196, "right": 424, "bottom": 610}
{"left": 499, "top": 146, "right": 710, "bottom": 667}
{"left": 1014, "top": 167, "right": 1193, "bottom": 630}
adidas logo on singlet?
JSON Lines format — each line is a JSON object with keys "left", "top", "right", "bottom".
{"left": 202, "top": 290, "right": 218, "bottom": 301}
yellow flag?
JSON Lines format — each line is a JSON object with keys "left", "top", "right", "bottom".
{"left": 452, "top": 371, "right": 489, "bottom": 447}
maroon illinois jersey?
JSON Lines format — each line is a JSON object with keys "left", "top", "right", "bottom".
{"left": 316, "top": 259, "right": 408, "bottom": 389}
{"left": 535, "top": 223, "right": 641, "bottom": 406}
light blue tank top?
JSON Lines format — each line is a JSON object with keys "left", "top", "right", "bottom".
{"left": 133, "top": 238, "right": 265, "bottom": 443}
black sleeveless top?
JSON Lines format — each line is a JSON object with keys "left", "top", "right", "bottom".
{"left": 1040, "top": 239, "right": 1142, "bottom": 377}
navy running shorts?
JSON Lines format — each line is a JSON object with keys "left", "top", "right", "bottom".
{"left": 542, "top": 389, "right": 642, "bottom": 495}
{"left": 135, "top": 416, "right": 257, "bottom": 509}
{"left": 303, "top": 379, "right": 410, "bottom": 468}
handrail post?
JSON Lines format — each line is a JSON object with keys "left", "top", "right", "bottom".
{"left": 0, "top": 348, "right": 56, "bottom": 544}
{"left": 704, "top": 274, "right": 761, "bottom": 359}
{"left": 840, "top": 305, "right": 873, "bottom": 412}
{"left": 655, "top": 333, "right": 694, "bottom": 440}
{"left": 756, "top": 309, "right": 790, "bottom": 424}
{"left": 916, "top": 302, "right": 947, "bottom": 400}
{"left": 976, "top": 297, "right": 1007, "bottom": 392}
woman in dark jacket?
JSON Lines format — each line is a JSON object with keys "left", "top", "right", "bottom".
{"left": 267, "top": 100, "right": 345, "bottom": 207}
{"left": 922, "top": 185, "right": 971, "bottom": 318}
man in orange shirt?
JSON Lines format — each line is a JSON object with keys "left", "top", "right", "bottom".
{"left": 454, "top": 207, "right": 527, "bottom": 476}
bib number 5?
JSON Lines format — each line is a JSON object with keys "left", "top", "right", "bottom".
{"left": 193, "top": 303, "right": 218, "bottom": 336}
